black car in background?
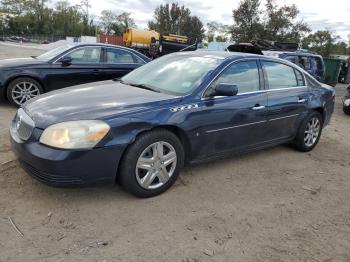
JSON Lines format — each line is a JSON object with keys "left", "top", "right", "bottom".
{"left": 0, "top": 43, "right": 150, "bottom": 106}
{"left": 343, "top": 84, "right": 350, "bottom": 115}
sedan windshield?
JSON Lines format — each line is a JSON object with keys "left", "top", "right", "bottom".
{"left": 36, "top": 44, "right": 74, "bottom": 61}
{"left": 121, "top": 53, "right": 222, "bottom": 95}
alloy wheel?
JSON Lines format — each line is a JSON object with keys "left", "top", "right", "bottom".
{"left": 304, "top": 117, "right": 321, "bottom": 147}
{"left": 136, "top": 141, "right": 177, "bottom": 190}
{"left": 11, "top": 81, "right": 41, "bottom": 105}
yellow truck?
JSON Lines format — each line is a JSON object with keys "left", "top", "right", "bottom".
{"left": 123, "top": 28, "right": 197, "bottom": 58}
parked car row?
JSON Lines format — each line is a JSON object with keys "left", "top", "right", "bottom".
{"left": 9, "top": 50, "right": 335, "bottom": 197}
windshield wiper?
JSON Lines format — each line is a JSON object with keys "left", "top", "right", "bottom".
{"left": 126, "top": 82, "right": 160, "bottom": 93}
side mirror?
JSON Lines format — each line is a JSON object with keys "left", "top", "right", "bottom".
{"left": 61, "top": 56, "right": 72, "bottom": 66}
{"left": 207, "top": 83, "right": 238, "bottom": 97}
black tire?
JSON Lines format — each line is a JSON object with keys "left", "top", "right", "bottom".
{"left": 7, "top": 77, "right": 43, "bottom": 107}
{"left": 119, "top": 129, "right": 185, "bottom": 198}
{"left": 343, "top": 105, "right": 350, "bottom": 115}
{"left": 293, "top": 111, "right": 323, "bottom": 152}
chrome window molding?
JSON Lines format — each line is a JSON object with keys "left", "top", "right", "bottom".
{"left": 201, "top": 86, "right": 308, "bottom": 101}
{"left": 200, "top": 58, "right": 261, "bottom": 99}
{"left": 200, "top": 57, "right": 308, "bottom": 100}
{"left": 52, "top": 46, "right": 102, "bottom": 64}
{"left": 104, "top": 47, "right": 147, "bottom": 64}
{"left": 52, "top": 45, "right": 147, "bottom": 64}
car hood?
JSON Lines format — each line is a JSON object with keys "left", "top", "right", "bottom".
{"left": 23, "top": 81, "right": 179, "bottom": 129}
{"left": 0, "top": 57, "right": 47, "bottom": 68}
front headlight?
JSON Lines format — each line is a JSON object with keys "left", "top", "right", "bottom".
{"left": 40, "top": 120, "right": 110, "bottom": 149}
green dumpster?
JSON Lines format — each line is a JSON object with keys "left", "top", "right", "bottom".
{"left": 324, "top": 58, "right": 342, "bottom": 86}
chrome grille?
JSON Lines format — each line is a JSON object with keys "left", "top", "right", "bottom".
{"left": 12, "top": 108, "right": 35, "bottom": 141}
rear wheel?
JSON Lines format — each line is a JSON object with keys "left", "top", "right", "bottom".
{"left": 7, "top": 77, "right": 43, "bottom": 107}
{"left": 119, "top": 129, "right": 184, "bottom": 198}
{"left": 293, "top": 111, "right": 323, "bottom": 152}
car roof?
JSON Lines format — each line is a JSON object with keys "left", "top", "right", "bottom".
{"left": 173, "top": 50, "right": 263, "bottom": 60}
{"left": 177, "top": 51, "right": 311, "bottom": 73}
{"left": 175, "top": 50, "right": 291, "bottom": 63}
{"left": 70, "top": 42, "right": 133, "bottom": 50}
{"left": 67, "top": 43, "right": 150, "bottom": 54}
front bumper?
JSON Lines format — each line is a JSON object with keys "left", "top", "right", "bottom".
{"left": 10, "top": 130, "right": 127, "bottom": 187}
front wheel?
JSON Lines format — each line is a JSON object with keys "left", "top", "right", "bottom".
{"left": 7, "top": 77, "right": 43, "bottom": 107}
{"left": 293, "top": 111, "right": 323, "bottom": 152}
{"left": 119, "top": 129, "right": 184, "bottom": 198}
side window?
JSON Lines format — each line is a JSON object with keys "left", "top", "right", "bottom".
{"left": 212, "top": 61, "right": 260, "bottom": 93}
{"left": 313, "top": 57, "right": 324, "bottom": 71}
{"left": 262, "top": 61, "right": 298, "bottom": 89}
{"left": 294, "top": 69, "right": 305, "bottom": 86}
{"left": 296, "top": 56, "right": 311, "bottom": 71}
{"left": 106, "top": 48, "right": 144, "bottom": 64}
{"left": 67, "top": 47, "right": 102, "bottom": 64}
{"left": 285, "top": 56, "right": 297, "bottom": 64}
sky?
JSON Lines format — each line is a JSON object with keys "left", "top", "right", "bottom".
{"left": 65, "top": 0, "right": 350, "bottom": 41}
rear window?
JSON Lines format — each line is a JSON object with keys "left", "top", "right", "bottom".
{"left": 284, "top": 56, "right": 297, "bottom": 64}
{"left": 311, "top": 57, "right": 324, "bottom": 70}
{"left": 297, "top": 56, "right": 311, "bottom": 71}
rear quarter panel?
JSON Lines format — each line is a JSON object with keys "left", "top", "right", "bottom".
{"left": 308, "top": 85, "right": 335, "bottom": 126}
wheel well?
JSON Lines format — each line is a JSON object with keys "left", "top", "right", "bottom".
{"left": 115, "top": 125, "right": 192, "bottom": 183}
{"left": 4, "top": 76, "right": 45, "bottom": 100}
{"left": 133, "top": 125, "right": 192, "bottom": 162}
{"left": 313, "top": 107, "right": 325, "bottom": 123}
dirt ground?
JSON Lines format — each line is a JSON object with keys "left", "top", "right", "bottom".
{"left": 1, "top": 44, "right": 350, "bottom": 262}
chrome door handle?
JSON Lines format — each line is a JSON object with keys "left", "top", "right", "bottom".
{"left": 298, "top": 98, "right": 307, "bottom": 103}
{"left": 252, "top": 105, "right": 266, "bottom": 110}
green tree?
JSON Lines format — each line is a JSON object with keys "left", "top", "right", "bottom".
{"left": 302, "top": 30, "right": 336, "bottom": 57}
{"left": 263, "top": 0, "right": 310, "bottom": 42}
{"left": 100, "top": 10, "right": 135, "bottom": 35}
{"left": 206, "top": 21, "right": 229, "bottom": 42}
{"left": 230, "top": 0, "right": 310, "bottom": 43}
{"left": 230, "top": 0, "right": 263, "bottom": 42}
{"left": 148, "top": 2, "right": 205, "bottom": 41}
{"left": 302, "top": 30, "right": 350, "bottom": 56}
{"left": 0, "top": 0, "right": 96, "bottom": 37}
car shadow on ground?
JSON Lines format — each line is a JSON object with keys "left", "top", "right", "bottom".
{"left": 2, "top": 143, "right": 297, "bottom": 202}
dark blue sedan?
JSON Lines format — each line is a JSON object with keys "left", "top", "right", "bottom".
{"left": 10, "top": 51, "right": 335, "bottom": 197}
{"left": 0, "top": 43, "right": 150, "bottom": 106}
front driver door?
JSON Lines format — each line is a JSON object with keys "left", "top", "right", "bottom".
{"left": 47, "top": 46, "right": 104, "bottom": 91}
{"left": 199, "top": 60, "right": 269, "bottom": 158}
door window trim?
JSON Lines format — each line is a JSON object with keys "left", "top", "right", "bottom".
{"left": 52, "top": 45, "right": 103, "bottom": 64}
{"left": 103, "top": 47, "right": 147, "bottom": 64}
{"left": 201, "top": 58, "right": 264, "bottom": 100}
{"left": 260, "top": 59, "right": 307, "bottom": 91}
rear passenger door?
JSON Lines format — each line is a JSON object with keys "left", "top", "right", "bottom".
{"left": 262, "top": 60, "right": 309, "bottom": 140}
{"left": 101, "top": 47, "right": 146, "bottom": 80}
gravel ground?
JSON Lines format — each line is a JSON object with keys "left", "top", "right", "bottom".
{"left": 1, "top": 44, "right": 350, "bottom": 262}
